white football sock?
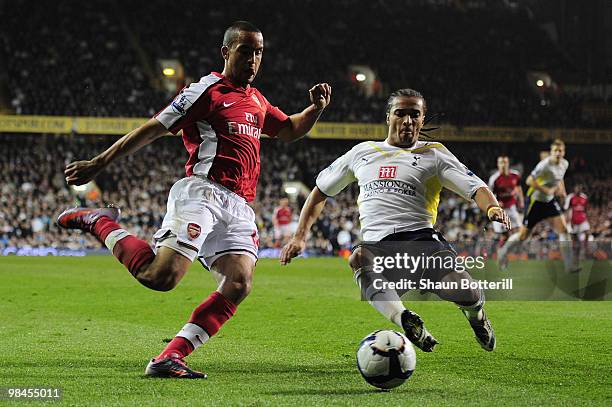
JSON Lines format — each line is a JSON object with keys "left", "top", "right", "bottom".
{"left": 104, "top": 229, "right": 131, "bottom": 252}
{"left": 354, "top": 267, "right": 405, "bottom": 327}
{"left": 558, "top": 232, "right": 575, "bottom": 271}
{"left": 499, "top": 232, "right": 522, "bottom": 257}
{"left": 368, "top": 299, "right": 405, "bottom": 327}
{"left": 176, "top": 323, "right": 210, "bottom": 350}
{"left": 457, "top": 287, "right": 485, "bottom": 321}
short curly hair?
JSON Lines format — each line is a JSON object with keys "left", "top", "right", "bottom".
{"left": 223, "top": 21, "right": 261, "bottom": 48}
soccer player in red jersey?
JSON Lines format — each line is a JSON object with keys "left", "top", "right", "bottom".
{"left": 488, "top": 155, "right": 524, "bottom": 235}
{"left": 273, "top": 197, "right": 293, "bottom": 245}
{"left": 564, "top": 184, "right": 590, "bottom": 241}
{"left": 57, "top": 21, "right": 331, "bottom": 378}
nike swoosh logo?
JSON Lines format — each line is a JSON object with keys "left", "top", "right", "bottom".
{"left": 223, "top": 101, "right": 237, "bottom": 107}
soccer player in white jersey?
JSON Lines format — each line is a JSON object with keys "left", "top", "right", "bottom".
{"left": 497, "top": 139, "right": 579, "bottom": 272}
{"left": 57, "top": 21, "right": 331, "bottom": 378}
{"left": 280, "top": 89, "right": 511, "bottom": 352}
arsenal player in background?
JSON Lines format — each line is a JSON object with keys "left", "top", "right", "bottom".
{"left": 488, "top": 155, "right": 524, "bottom": 236}
{"left": 565, "top": 184, "right": 590, "bottom": 259}
{"left": 273, "top": 197, "right": 293, "bottom": 245}
{"left": 57, "top": 21, "right": 331, "bottom": 378}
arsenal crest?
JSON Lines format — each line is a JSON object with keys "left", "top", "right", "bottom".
{"left": 187, "top": 223, "right": 201, "bottom": 240}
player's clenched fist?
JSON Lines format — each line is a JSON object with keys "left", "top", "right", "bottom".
{"left": 279, "top": 237, "right": 306, "bottom": 266}
{"left": 309, "top": 83, "right": 332, "bottom": 111}
{"left": 64, "top": 158, "right": 104, "bottom": 186}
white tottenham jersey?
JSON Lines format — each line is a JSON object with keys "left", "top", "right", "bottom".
{"left": 316, "top": 140, "right": 488, "bottom": 241}
{"left": 527, "top": 156, "right": 569, "bottom": 202}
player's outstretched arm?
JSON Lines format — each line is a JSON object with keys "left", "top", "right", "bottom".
{"left": 474, "top": 187, "right": 512, "bottom": 230}
{"left": 64, "top": 118, "right": 170, "bottom": 185}
{"left": 515, "top": 184, "right": 525, "bottom": 210}
{"left": 279, "top": 187, "right": 328, "bottom": 265}
{"left": 557, "top": 179, "right": 567, "bottom": 201}
{"left": 277, "top": 83, "right": 331, "bottom": 142}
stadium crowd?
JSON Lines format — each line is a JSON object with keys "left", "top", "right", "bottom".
{"left": 1, "top": 133, "right": 610, "bottom": 255}
{"left": 1, "top": 0, "right": 610, "bottom": 255}
{"left": 2, "top": 0, "right": 608, "bottom": 127}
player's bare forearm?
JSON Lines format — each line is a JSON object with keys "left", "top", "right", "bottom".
{"left": 277, "top": 83, "right": 331, "bottom": 142}
{"left": 280, "top": 187, "right": 327, "bottom": 265}
{"left": 293, "top": 187, "right": 328, "bottom": 240}
{"left": 474, "top": 187, "right": 500, "bottom": 213}
{"left": 516, "top": 186, "right": 525, "bottom": 208}
{"left": 474, "top": 187, "right": 511, "bottom": 230}
{"left": 95, "top": 119, "right": 169, "bottom": 165}
{"left": 65, "top": 119, "right": 169, "bottom": 185}
{"left": 278, "top": 106, "right": 324, "bottom": 142}
{"left": 557, "top": 179, "right": 567, "bottom": 200}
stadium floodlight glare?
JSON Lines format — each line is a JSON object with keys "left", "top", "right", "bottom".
{"left": 163, "top": 68, "right": 176, "bottom": 77}
{"left": 355, "top": 73, "right": 366, "bottom": 82}
{"left": 536, "top": 79, "right": 544, "bottom": 87}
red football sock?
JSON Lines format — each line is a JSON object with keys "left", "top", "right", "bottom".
{"left": 157, "top": 337, "right": 193, "bottom": 361}
{"left": 93, "top": 216, "right": 122, "bottom": 242}
{"left": 93, "top": 217, "right": 155, "bottom": 276}
{"left": 113, "top": 236, "right": 156, "bottom": 277}
{"left": 157, "top": 292, "right": 237, "bottom": 360}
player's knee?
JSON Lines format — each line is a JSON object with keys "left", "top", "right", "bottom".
{"left": 519, "top": 228, "right": 530, "bottom": 241}
{"left": 140, "top": 272, "right": 179, "bottom": 292}
{"left": 349, "top": 248, "right": 362, "bottom": 270}
{"left": 149, "top": 277, "right": 178, "bottom": 292}
{"left": 138, "top": 261, "right": 185, "bottom": 292}
{"left": 437, "top": 271, "right": 479, "bottom": 304}
{"left": 227, "top": 269, "right": 253, "bottom": 297}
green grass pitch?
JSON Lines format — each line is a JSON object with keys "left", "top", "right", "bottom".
{"left": 0, "top": 256, "right": 610, "bottom": 406}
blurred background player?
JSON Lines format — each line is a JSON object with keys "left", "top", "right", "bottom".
{"left": 57, "top": 21, "right": 331, "bottom": 378}
{"left": 281, "top": 88, "right": 511, "bottom": 352}
{"left": 565, "top": 184, "right": 590, "bottom": 241}
{"left": 565, "top": 184, "right": 590, "bottom": 258}
{"left": 498, "top": 139, "right": 579, "bottom": 272}
{"left": 272, "top": 197, "right": 293, "bottom": 246}
{"left": 488, "top": 155, "right": 524, "bottom": 236}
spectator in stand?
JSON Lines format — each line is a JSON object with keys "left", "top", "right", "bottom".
{"left": 0, "top": 134, "right": 609, "bottom": 255}
{"left": 2, "top": 0, "right": 609, "bottom": 128}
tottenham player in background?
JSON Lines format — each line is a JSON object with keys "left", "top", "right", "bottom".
{"left": 58, "top": 21, "right": 331, "bottom": 378}
{"left": 497, "top": 139, "right": 580, "bottom": 272}
{"left": 488, "top": 155, "right": 524, "bottom": 236}
{"left": 280, "top": 89, "right": 511, "bottom": 352}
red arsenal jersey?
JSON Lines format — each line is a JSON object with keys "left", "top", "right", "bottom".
{"left": 155, "top": 72, "right": 290, "bottom": 201}
{"left": 274, "top": 206, "right": 293, "bottom": 225}
{"left": 488, "top": 170, "right": 521, "bottom": 208}
{"left": 565, "top": 193, "right": 588, "bottom": 225}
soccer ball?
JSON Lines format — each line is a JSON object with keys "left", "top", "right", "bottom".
{"left": 356, "top": 330, "right": 416, "bottom": 389}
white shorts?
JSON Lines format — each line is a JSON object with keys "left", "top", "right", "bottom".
{"left": 570, "top": 221, "right": 590, "bottom": 234}
{"left": 274, "top": 224, "right": 292, "bottom": 240}
{"left": 153, "top": 176, "right": 258, "bottom": 268}
{"left": 493, "top": 205, "right": 522, "bottom": 233}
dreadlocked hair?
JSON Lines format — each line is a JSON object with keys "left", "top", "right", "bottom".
{"left": 419, "top": 112, "right": 443, "bottom": 140}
